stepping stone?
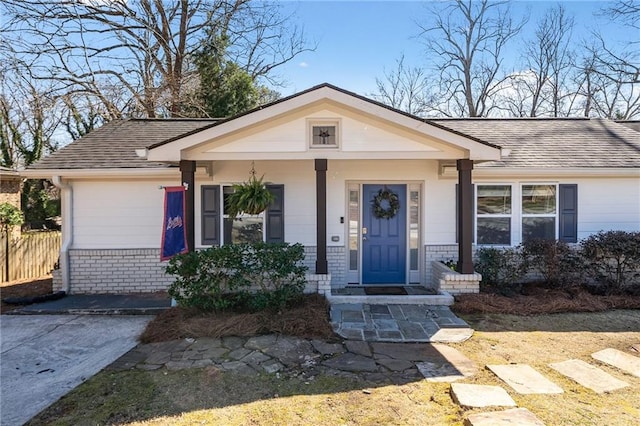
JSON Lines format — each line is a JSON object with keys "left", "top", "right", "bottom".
{"left": 549, "top": 359, "right": 629, "bottom": 393}
{"left": 487, "top": 364, "right": 563, "bottom": 394}
{"left": 465, "top": 408, "right": 546, "bottom": 426}
{"left": 430, "top": 328, "right": 474, "bottom": 343}
{"left": 433, "top": 344, "right": 476, "bottom": 377}
{"left": 450, "top": 383, "right": 516, "bottom": 408}
{"left": 418, "top": 344, "right": 476, "bottom": 383}
{"left": 592, "top": 348, "right": 640, "bottom": 378}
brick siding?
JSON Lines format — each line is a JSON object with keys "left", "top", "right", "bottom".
{"left": 68, "top": 249, "right": 172, "bottom": 294}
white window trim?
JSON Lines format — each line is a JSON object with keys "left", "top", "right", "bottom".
{"left": 475, "top": 183, "right": 513, "bottom": 246}
{"left": 520, "top": 183, "right": 559, "bottom": 242}
{"left": 307, "top": 118, "right": 341, "bottom": 149}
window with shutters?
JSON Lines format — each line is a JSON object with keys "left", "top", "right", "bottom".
{"left": 521, "top": 184, "right": 557, "bottom": 242}
{"left": 201, "top": 184, "right": 284, "bottom": 246}
{"left": 223, "top": 186, "right": 265, "bottom": 244}
{"left": 476, "top": 184, "right": 512, "bottom": 245}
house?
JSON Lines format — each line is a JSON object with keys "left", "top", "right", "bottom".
{"left": 23, "top": 84, "right": 640, "bottom": 296}
{"left": 0, "top": 166, "right": 21, "bottom": 210}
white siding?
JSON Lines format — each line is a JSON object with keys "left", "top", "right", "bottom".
{"left": 70, "top": 164, "right": 639, "bottom": 250}
{"left": 73, "top": 179, "right": 176, "bottom": 249}
{"left": 576, "top": 178, "right": 640, "bottom": 237}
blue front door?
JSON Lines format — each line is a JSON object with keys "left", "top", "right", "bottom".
{"left": 362, "top": 184, "right": 407, "bottom": 284}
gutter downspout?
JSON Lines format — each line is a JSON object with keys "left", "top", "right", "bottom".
{"left": 52, "top": 176, "right": 72, "bottom": 293}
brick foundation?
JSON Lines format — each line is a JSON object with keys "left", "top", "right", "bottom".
{"left": 431, "top": 260, "right": 481, "bottom": 294}
{"left": 68, "top": 249, "right": 172, "bottom": 294}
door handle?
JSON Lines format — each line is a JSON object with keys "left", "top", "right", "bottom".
{"left": 362, "top": 236, "right": 368, "bottom": 241}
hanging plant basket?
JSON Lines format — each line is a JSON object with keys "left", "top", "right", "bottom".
{"left": 226, "top": 163, "right": 274, "bottom": 219}
{"left": 372, "top": 187, "right": 400, "bottom": 220}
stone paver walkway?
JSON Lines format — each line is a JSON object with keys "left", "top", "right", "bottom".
{"left": 330, "top": 303, "right": 473, "bottom": 342}
{"left": 463, "top": 346, "right": 640, "bottom": 425}
{"left": 108, "top": 334, "right": 476, "bottom": 385}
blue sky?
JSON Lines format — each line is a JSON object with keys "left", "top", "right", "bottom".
{"left": 275, "top": 0, "right": 634, "bottom": 96}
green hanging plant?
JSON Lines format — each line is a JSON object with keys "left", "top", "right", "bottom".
{"left": 226, "top": 162, "right": 275, "bottom": 218}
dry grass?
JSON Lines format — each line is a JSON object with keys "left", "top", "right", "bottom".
{"left": 28, "top": 310, "right": 640, "bottom": 426}
{"left": 140, "top": 294, "right": 337, "bottom": 344}
{"left": 0, "top": 277, "right": 53, "bottom": 314}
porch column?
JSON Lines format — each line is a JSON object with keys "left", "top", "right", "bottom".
{"left": 315, "top": 159, "right": 328, "bottom": 274}
{"left": 456, "top": 159, "right": 474, "bottom": 274}
{"left": 180, "top": 160, "right": 196, "bottom": 252}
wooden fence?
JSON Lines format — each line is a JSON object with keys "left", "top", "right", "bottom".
{"left": 0, "top": 231, "right": 61, "bottom": 282}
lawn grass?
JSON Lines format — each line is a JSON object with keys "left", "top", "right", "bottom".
{"left": 28, "top": 310, "right": 640, "bottom": 426}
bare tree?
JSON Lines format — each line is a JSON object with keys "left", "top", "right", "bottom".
{"left": 588, "top": 0, "right": 640, "bottom": 86}
{"left": 518, "top": 5, "right": 575, "bottom": 117}
{"left": 0, "top": 71, "right": 61, "bottom": 168}
{"left": 417, "top": 0, "right": 526, "bottom": 117}
{"left": 370, "top": 55, "right": 433, "bottom": 116}
{"left": 0, "top": 0, "right": 311, "bottom": 119}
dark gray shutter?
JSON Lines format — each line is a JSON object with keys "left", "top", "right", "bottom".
{"left": 559, "top": 184, "right": 578, "bottom": 243}
{"left": 266, "top": 184, "right": 284, "bottom": 243}
{"left": 201, "top": 185, "right": 220, "bottom": 246}
{"left": 456, "top": 184, "right": 475, "bottom": 244}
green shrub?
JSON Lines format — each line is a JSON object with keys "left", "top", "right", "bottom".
{"left": 521, "top": 239, "right": 583, "bottom": 288}
{"left": 166, "top": 242, "right": 307, "bottom": 312}
{"left": 474, "top": 246, "right": 526, "bottom": 295}
{"left": 581, "top": 231, "right": 640, "bottom": 294}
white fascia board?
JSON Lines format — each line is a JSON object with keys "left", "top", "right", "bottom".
{"left": 20, "top": 168, "right": 180, "bottom": 179}
{"left": 147, "top": 85, "right": 502, "bottom": 162}
{"left": 182, "top": 150, "right": 466, "bottom": 161}
{"left": 473, "top": 167, "right": 640, "bottom": 179}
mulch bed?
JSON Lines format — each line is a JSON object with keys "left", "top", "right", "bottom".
{"left": 0, "top": 277, "right": 53, "bottom": 314}
{"left": 453, "top": 285, "right": 640, "bottom": 316}
{"left": 140, "top": 293, "right": 337, "bottom": 344}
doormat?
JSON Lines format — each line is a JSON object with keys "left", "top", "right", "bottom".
{"left": 364, "top": 286, "right": 408, "bottom": 296}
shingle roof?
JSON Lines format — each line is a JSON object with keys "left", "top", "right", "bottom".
{"left": 429, "top": 118, "right": 640, "bottom": 168}
{"left": 29, "top": 118, "right": 218, "bottom": 169}
{"left": 28, "top": 106, "right": 640, "bottom": 171}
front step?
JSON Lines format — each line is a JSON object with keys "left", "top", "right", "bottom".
{"left": 327, "top": 292, "right": 454, "bottom": 306}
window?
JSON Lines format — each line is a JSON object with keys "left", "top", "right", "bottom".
{"left": 201, "top": 184, "right": 284, "bottom": 246}
{"left": 223, "top": 186, "right": 264, "bottom": 244}
{"left": 348, "top": 188, "right": 359, "bottom": 271}
{"left": 522, "top": 184, "right": 557, "bottom": 242}
{"left": 476, "top": 185, "right": 512, "bottom": 245}
{"left": 308, "top": 119, "right": 340, "bottom": 148}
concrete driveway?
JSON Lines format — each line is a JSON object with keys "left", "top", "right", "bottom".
{"left": 1, "top": 315, "right": 153, "bottom": 426}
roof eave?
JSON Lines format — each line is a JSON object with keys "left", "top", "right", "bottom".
{"left": 20, "top": 167, "right": 179, "bottom": 179}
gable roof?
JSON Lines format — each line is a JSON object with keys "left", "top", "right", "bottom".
{"left": 147, "top": 83, "right": 499, "bottom": 152}
{"left": 146, "top": 83, "right": 501, "bottom": 162}
{"left": 24, "top": 84, "right": 640, "bottom": 172}
{"left": 430, "top": 117, "right": 640, "bottom": 168}
{"left": 28, "top": 118, "right": 218, "bottom": 170}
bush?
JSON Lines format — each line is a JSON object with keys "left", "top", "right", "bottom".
{"left": 521, "top": 239, "right": 583, "bottom": 288}
{"left": 581, "top": 231, "right": 640, "bottom": 294}
{"left": 166, "top": 242, "right": 308, "bottom": 312}
{"left": 474, "top": 246, "right": 526, "bottom": 295}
